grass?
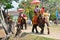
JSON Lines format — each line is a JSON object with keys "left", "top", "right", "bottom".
{"left": 6, "top": 25, "right": 60, "bottom": 40}
{"left": 9, "top": 33, "right": 58, "bottom": 40}
{"left": 1, "top": 24, "right": 60, "bottom": 40}
{"left": 50, "top": 24, "right": 60, "bottom": 32}
{"left": 20, "top": 34, "right": 58, "bottom": 40}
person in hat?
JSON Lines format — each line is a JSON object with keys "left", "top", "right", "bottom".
{"left": 34, "top": 5, "right": 40, "bottom": 15}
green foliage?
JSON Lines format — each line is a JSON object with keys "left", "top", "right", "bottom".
{"left": 19, "top": 0, "right": 34, "bottom": 20}
{"left": 0, "top": 0, "right": 12, "bottom": 5}
{"left": 43, "top": 0, "right": 60, "bottom": 20}
{"left": 18, "top": 0, "right": 60, "bottom": 20}
{"left": 5, "top": 3, "right": 14, "bottom": 9}
{"left": 0, "top": 0, "right": 14, "bottom": 9}
{"left": 29, "top": 10, "right": 34, "bottom": 20}
{"left": 50, "top": 13, "right": 56, "bottom": 21}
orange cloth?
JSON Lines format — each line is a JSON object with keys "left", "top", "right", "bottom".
{"left": 41, "top": 8, "right": 45, "bottom": 14}
{"left": 18, "top": 17, "right": 22, "bottom": 24}
{"left": 32, "top": 15, "right": 38, "bottom": 24}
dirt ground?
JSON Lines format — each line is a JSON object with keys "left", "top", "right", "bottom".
{"left": 0, "top": 24, "right": 60, "bottom": 39}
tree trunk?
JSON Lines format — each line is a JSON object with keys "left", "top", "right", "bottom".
{"left": 0, "top": 5, "right": 8, "bottom": 35}
{"left": 7, "top": 9, "right": 8, "bottom": 14}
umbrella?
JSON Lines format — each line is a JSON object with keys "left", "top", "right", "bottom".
{"left": 17, "top": 8, "right": 24, "bottom": 12}
{"left": 31, "top": 0, "right": 40, "bottom": 4}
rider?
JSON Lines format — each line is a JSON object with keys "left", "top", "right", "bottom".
{"left": 32, "top": 12, "right": 38, "bottom": 33}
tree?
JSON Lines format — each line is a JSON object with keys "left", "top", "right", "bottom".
{"left": 4, "top": 3, "right": 14, "bottom": 14}
{"left": 0, "top": 0, "right": 18, "bottom": 36}
{"left": 0, "top": 0, "right": 12, "bottom": 15}
{"left": 19, "top": 0, "right": 60, "bottom": 20}
{"left": 14, "top": 0, "right": 19, "bottom": 2}
{"left": 19, "top": 0, "right": 35, "bottom": 20}
{"left": 29, "top": 10, "right": 34, "bottom": 20}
